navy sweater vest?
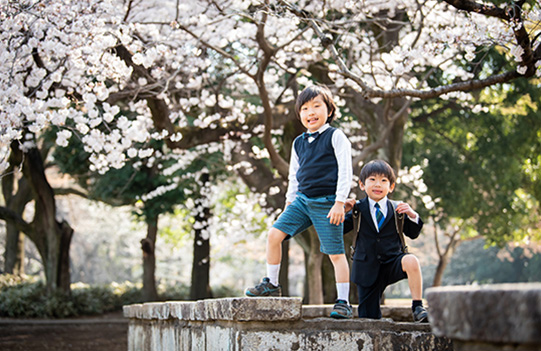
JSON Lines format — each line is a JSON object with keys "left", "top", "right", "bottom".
{"left": 294, "top": 127, "right": 338, "bottom": 198}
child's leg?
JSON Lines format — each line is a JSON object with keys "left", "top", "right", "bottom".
{"left": 329, "top": 254, "right": 350, "bottom": 302}
{"left": 266, "top": 228, "right": 288, "bottom": 285}
{"left": 401, "top": 254, "right": 422, "bottom": 300}
{"left": 356, "top": 283, "right": 385, "bottom": 319}
{"left": 402, "top": 254, "right": 428, "bottom": 322}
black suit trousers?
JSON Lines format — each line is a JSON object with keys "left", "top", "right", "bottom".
{"left": 356, "top": 253, "right": 407, "bottom": 319}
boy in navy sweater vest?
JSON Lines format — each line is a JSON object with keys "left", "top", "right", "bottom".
{"left": 344, "top": 160, "right": 428, "bottom": 322}
{"left": 245, "top": 85, "right": 354, "bottom": 319}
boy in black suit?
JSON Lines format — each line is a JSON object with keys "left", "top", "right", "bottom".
{"left": 344, "top": 159, "right": 428, "bottom": 322}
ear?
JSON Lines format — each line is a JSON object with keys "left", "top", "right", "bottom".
{"left": 359, "top": 181, "right": 365, "bottom": 191}
{"left": 389, "top": 183, "right": 395, "bottom": 193}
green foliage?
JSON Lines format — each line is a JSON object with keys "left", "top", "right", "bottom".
{"left": 0, "top": 275, "right": 244, "bottom": 318}
{"left": 442, "top": 239, "right": 541, "bottom": 285}
{"left": 404, "top": 72, "right": 541, "bottom": 246}
{"left": 0, "top": 276, "right": 190, "bottom": 318}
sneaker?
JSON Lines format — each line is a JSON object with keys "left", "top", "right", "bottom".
{"left": 330, "top": 299, "right": 353, "bottom": 319}
{"left": 413, "top": 305, "right": 429, "bottom": 323}
{"left": 245, "top": 277, "right": 282, "bottom": 297}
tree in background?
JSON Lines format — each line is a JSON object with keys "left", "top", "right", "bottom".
{"left": 1, "top": 0, "right": 540, "bottom": 298}
{"left": 402, "top": 69, "right": 541, "bottom": 285}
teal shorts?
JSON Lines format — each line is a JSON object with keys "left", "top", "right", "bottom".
{"left": 273, "top": 192, "right": 345, "bottom": 255}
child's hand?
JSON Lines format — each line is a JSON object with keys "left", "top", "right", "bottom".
{"left": 395, "top": 202, "right": 417, "bottom": 219}
{"left": 344, "top": 198, "right": 356, "bottom": 212}
{"left": 327, "top": 201, "right": 345, "bottom": 226}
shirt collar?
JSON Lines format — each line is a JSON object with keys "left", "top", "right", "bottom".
{"left": 307, "top": 123, "right": 330, "bottom": 134}
{"left": 368, "top": 197, "right": 388, "bottom": 211}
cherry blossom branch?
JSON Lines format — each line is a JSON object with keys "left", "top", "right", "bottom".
{"left": 279, "top": 0, "right": 538, "bottom": 99}
{"left": 443, "top": 0, "right": 536, "bottom": 75}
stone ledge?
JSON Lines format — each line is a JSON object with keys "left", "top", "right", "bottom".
{"left": 124, "top": 297, "right": 303, "bottom": 321}
{"left": 426, "top": 283, "right": 541, "bottom": 344}
{"left": 301, "top": 305, "right": 413, "bottom": 322}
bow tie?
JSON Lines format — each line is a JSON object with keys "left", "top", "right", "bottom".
{"left": 303, "top": 132, "right": 319, "bottom": 140}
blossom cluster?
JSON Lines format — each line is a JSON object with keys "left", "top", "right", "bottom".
{"left": 0, "top": 0, "right": 539, "bottom": 206}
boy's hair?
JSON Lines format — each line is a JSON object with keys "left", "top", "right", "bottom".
{"left": 360, "top": 159, "right": 396, "bottom": 185}
{"left": 295, "top": 85, "right": 337, "bottom": 123}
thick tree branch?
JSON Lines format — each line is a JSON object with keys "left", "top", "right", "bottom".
{"left": 0, "top": 206, "right": 34, "bottom": 237}
{"left": 442, "top": 0, "right": 507, "bottom": 19}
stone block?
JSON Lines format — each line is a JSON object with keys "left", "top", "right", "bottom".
{"left": 426, "top": 283, "right": 541, "bottom": 344}
{"left": 123, "top": 304, "right": 143, "bottom": 319}
{"left": 168, "top": 301, "right": 198, "bottom": 320}
{"left": 141, "top": 302, "right": 170, "bottom": 320}
{"left": 202, "top": 297, "right": 302, "bottom": 321}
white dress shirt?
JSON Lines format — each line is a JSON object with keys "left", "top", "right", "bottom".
{"left": 285, "top": 124, "right": 352, "bottom": 203}
{"left": 368, "top": 197, "right": 419, "bottom": 231}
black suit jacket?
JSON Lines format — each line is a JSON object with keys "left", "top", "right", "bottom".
{"left": 344, "top": 197, "right": 423, "bottom": 287}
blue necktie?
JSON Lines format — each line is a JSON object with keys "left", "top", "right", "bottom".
{"left": 303, "top": 131, "right": 319, "bottom": 140}
{"left": 375, "top": 203, "right": 385, "bottom": 230}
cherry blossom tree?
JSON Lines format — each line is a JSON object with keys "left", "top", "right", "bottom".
{"left": 1, "top": 0, "right": 540, "bottom": 298}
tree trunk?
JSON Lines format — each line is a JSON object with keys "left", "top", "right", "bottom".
{"left": 190, "top": 173, "right": 212, "bottom": 300}
{"left": 279, "top": 240, "right": 290, "bottom": 296}
{"left": 18, "top": 144, "right": 73, "bottom": 295}
{"left": 141, "top": 213, "right": 159, "bottom": 301}
{"left": 2, "top": 166, "right": 32, "bottom": 275}
{"left": 432, "top": 257, "right": 448, "bottom": 287}
{"left": 305, "top": 227, "right": 324, "bottom": 304}
{"left": 432, "top": 239, "right": 461, "bottom": 287}
{"left": 4, "top": 227, "right": 25, "bottom": 275}
{"left": 321, "top": 255, "right": 336, "bottom": 303}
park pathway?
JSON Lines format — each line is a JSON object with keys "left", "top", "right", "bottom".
{"left": 0, "top": 311, "right": 127, "bottom": 351}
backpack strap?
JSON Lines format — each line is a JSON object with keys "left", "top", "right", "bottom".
{"left": 349, "top": 203, "right": 361, "bottom": 259}
{"left": 390, "top": 200, "right": 408, "bottom": 254}
{"left": 350, "top": 199, "right": 409, "bottom": 259}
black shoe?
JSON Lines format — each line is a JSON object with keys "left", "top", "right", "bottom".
{"left": 413, "top": 305, "right": 429, "bottom": 323}
{"left": 245, "top": 277, "right": 282, "bottom": 297}
{"left": 330, "top": 299, "right": 353, "bottom": 319}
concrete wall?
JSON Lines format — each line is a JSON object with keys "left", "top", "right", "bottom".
{"left": 426, "top": 283, "right": 541, "bottom": 351}
{"left": 123, "top": 297, "right": 452, "bottom": 351}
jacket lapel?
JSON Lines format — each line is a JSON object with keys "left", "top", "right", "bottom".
{"left": 359, "top": 197, "right": 378, "bottom": 233}
{"left": 382, "top": 200, "right": 395, "bottom": 229}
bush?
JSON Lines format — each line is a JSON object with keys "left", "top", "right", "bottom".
{"left": 0, "top": 275, "right": 240, "bottom": 318}
{"left": 0, "top": 275, "right": 170, "bottom": 318}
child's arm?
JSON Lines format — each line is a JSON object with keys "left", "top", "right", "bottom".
{"left": 396, "top": 201, "right": 423, "bottom": 239}
{"left": 329, "top": 129, "right": 352, "bottom": 225}
{"left": 344, "top": 198, "right": 356, "bottom": 213}
{"left": 395, "top": 202, "right": 418, "bottom": 221}
{"left": 285, "top": 141, "right": 300, "bottom": 203}
{"left": 327, "top": 201, "right": 345, "bottom": 225}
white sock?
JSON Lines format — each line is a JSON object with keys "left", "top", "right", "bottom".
{"left": 336, "top": 282, "right": 350, "bottom": 303}
{"left": 266, "top": 264, "right": 281, "bottom": 286}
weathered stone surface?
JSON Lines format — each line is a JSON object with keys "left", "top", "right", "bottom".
{"left": 202, "top": 297, "right": 303, "bottom": 321}
{"left": 141, "top": 302, "right": 170, "bottom": 320}
{"left": 301, "top": 305, "right": 412, "bottom": 322}
{"left": 167, "top": 301, "right": 196, "bottom": 320}
{"left": 426, "top": 283, "right": 541, "bottom": 344}
{"left": 123, "top": 304, "right": 143, "bottom": 319}
{"left": 125, "top": 299, "right": 452, "bottom": 351}
{"left": 127, "top": 297, "right": 302, "bottom": 322}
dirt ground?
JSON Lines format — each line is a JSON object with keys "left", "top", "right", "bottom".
{"left": 0, "top": 312, "right": 127, "bottom": 351}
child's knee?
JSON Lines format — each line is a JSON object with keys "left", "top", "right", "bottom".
{"left": 268, "top": 228, "right": 287, "bottom": 244}
{"left": 402, "top": 254, "right": 420, "bottom": 272}
{"left": 328, "top": 253, "right": 347, "bottom": 265}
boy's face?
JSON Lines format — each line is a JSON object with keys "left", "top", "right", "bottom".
{"left": 360, "top": 173, "right": 395, "bottom": 202}
{"left": 299, "top": 95, "right": 330, "bottom": 132}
